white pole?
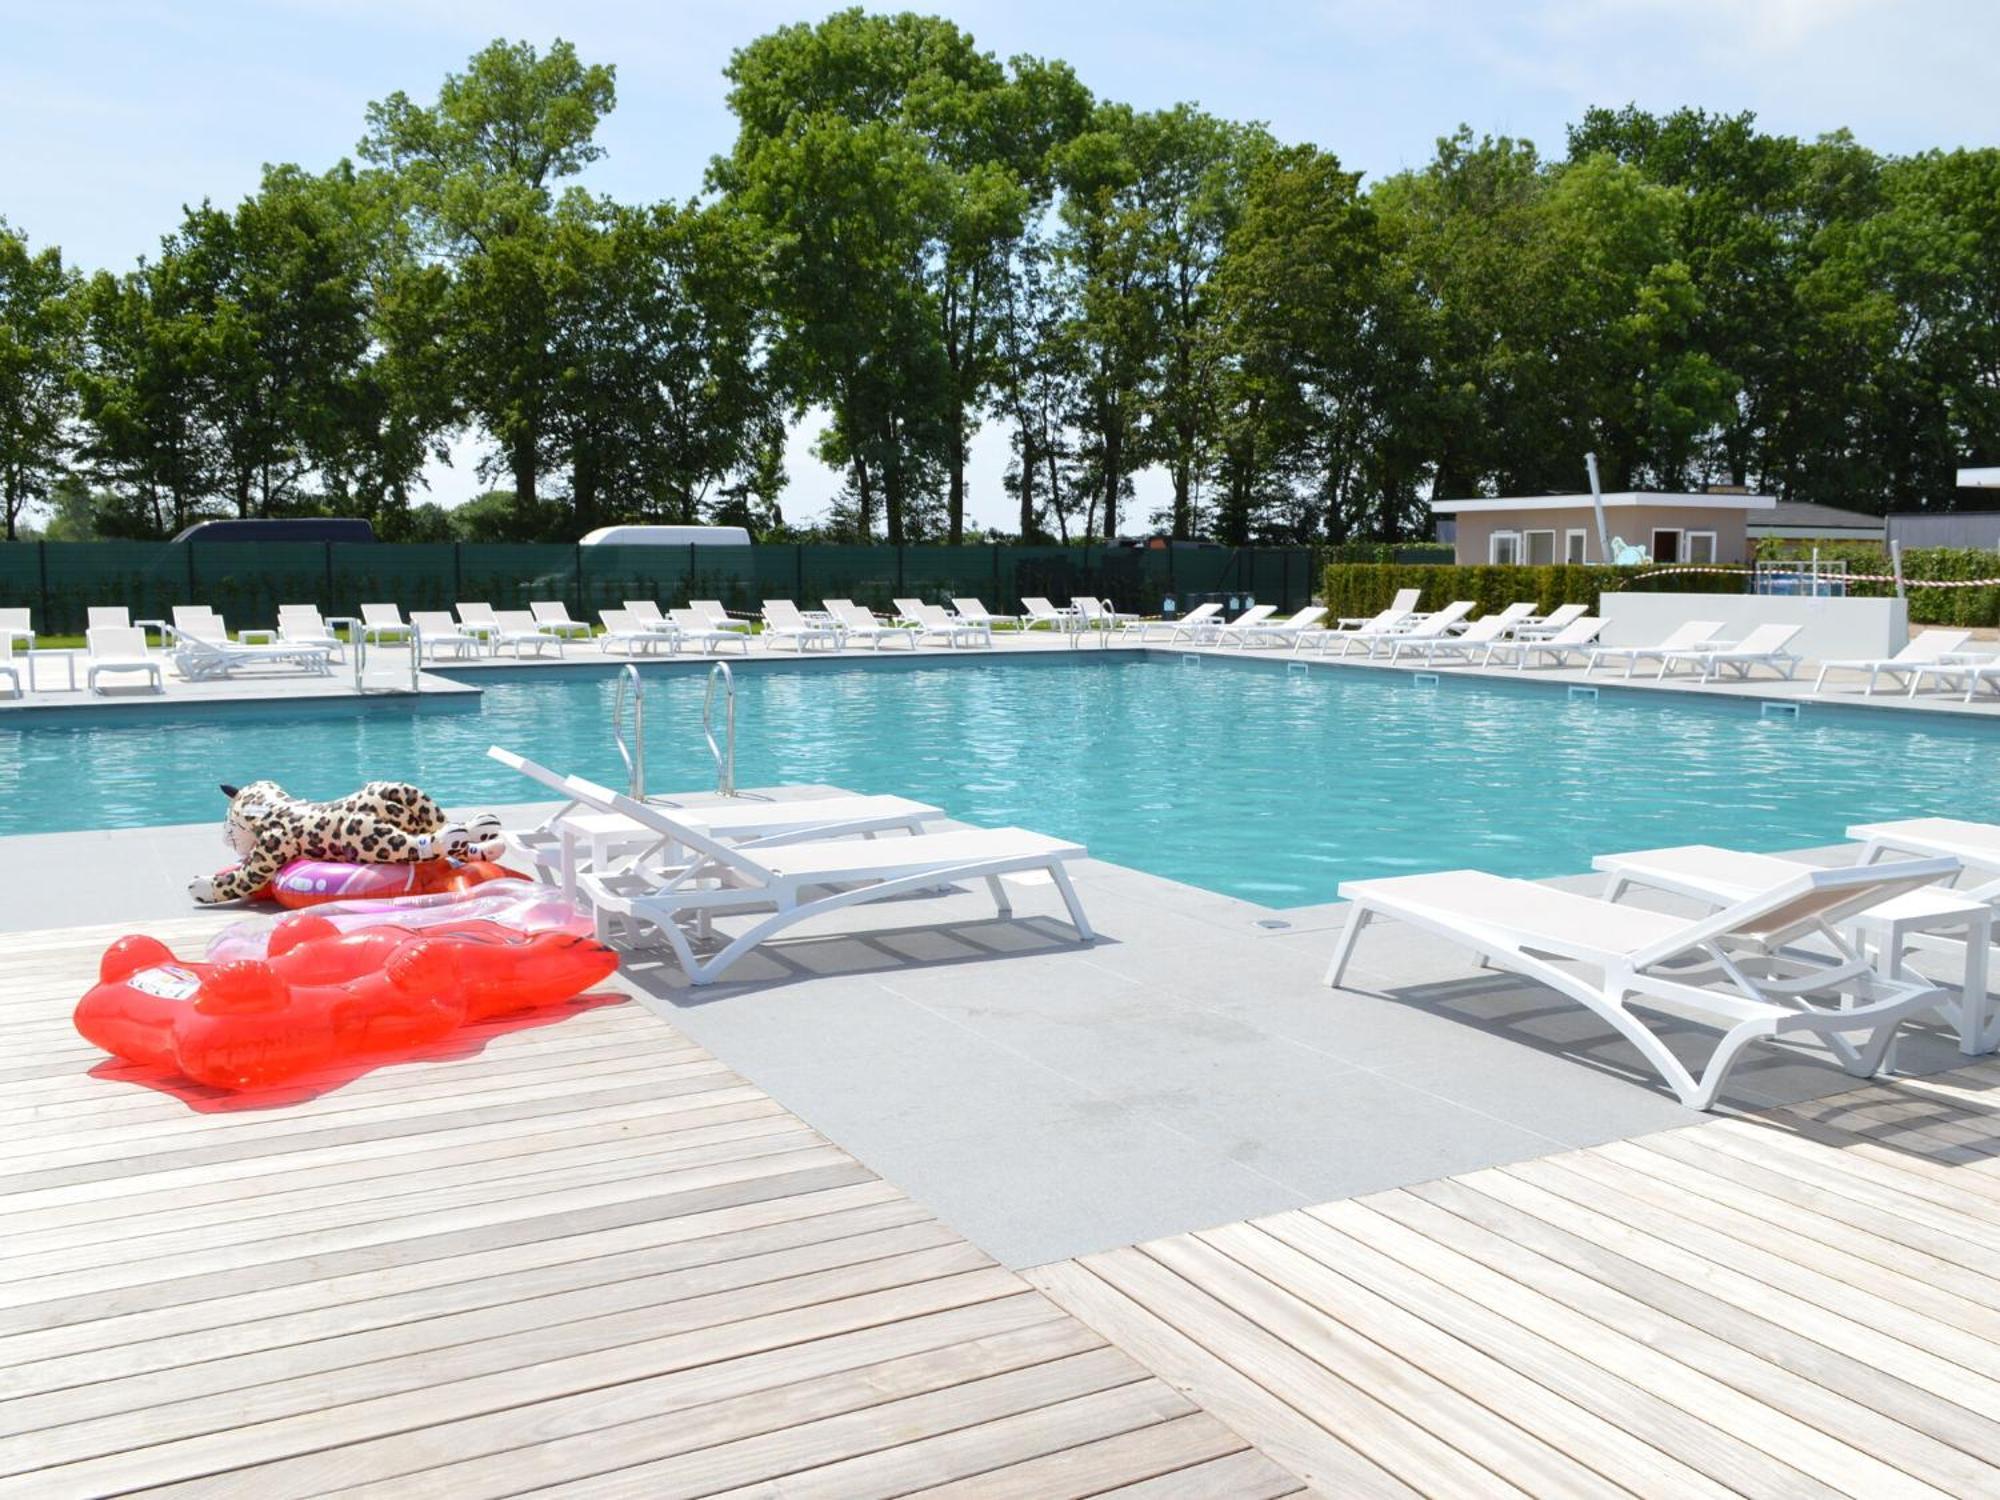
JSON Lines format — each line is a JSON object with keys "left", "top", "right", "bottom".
{"left": 1584, "top": 452, "right": 1611, "bottom": 563}
{"left": 1890, "top": 539, "right": 1906, "bottom": 597}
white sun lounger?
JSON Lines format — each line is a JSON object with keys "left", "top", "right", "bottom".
{"left": 953, "top": 598, "right": 1020, "bottom": 631}
{"left": 170, "top": 605, "right": 248, "bottom": 645}
{"left": 1073, "top": 597, "right": 1137, "bottom": 631}
{"left": 86, "top": 606, "right": 131, "bottom": 632}
{"left": 1299, "top": 606, "right": 1399, "bottom": 654}
{"left": 1585, "top": 620, "right": 1724, "bottom": 678}
{"left": 1850, "top": 818, "right": 2000, "bottom": 894}
{"left": 489, "top": 609, "right": 564, "bottom": 658}
{"left": 1334, "top": 588, "right": 1420, "bottom": 631}
{"left": 359, "top": 603, "right": 412, "bottom": 646}
{"left": 619, "top": 601, "right": 678, "bottom": 637}
{"left": 455, "top": 603, "right": 505, "bottom": 647}
{"left": 530, "top": 601, "right": 593, "bottom": 640}
{"left": 1479, "top": 616, "right": 1605, "bottom": 669}
{"left": 1200, "top": 604, "right": 1276, "bottom": 644}
{"left": 1595, "top": 842, "right": 1995, "bottom": 1054}
{"left": 573, "top": 783, "right": 1092, "bottom": 983}
{"left": 1328, "top": 858, "right": 1956, "bottom": 1109}
{"left": 1511, "top": 602, "right": 1590, "bottom": 640}
{"left": 690, "top": 601, "right": 752, "bottom": 635}
{"left": 409, "top": 611, "right": 482, "bottom": 660}
{"left": 762, "top": 599, "right": 842, "bottom": 651}
{"left": 1656, "top": 623, "right": 1802, "bottom": 682}
{"left": 1219, "top": 606, "right": 1328, "bottom": 648}
{"left": 1811, "top": 630, "right": 1972, "bottom": 696}
{"left": 0, "top": 637, "right": 23, "bottom": 697}
{"left": 827, "top": 600, "right": 917, "bottom": 649}
{"left": 1342, "top": 600, "right": 1475, "bottom": 658}
{"left": 277, "top": 605, "right": 346, "bottom": 662}
{"left": 86, "top": 627, "right": 163, "bottom": 693}
{"left": 891, "top": 598, "right": 929, "bottom": 628}
{"left": 1902, "top": 652, "right": 2000, "bottom": 703}
{"left": 597, "top": 608, "right": 675, "bottom": 655}
{"left": 0, "top": 608, "right": 32, "bottom": 655}
{"left": 911, "top": 602, "right": 991, "bottom": 648}
{"left": 1020, "top": 597, "right": 1079, "bottom": 632}
{"left": 487, "top": 747, "right": 943, "bottom": 896}
{"left": 170, "top": 632, "right": 332, "bottom": 680}
{"left": 1130, "top": 602, "right": 1221, "bottom": 642}
{"left": 1409, "top": 614, "right": 1514, "bottom": 665}
{"left": 668, "top": 607, "right": 752, "bottom": 655}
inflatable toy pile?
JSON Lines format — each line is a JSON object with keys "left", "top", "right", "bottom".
{"left": 189, "top": 779, "right": 515, "bottom": 908}
{"left": 75, "top": 909, "right": 617, "bottom": 1090}
{"left": 73, "top": 779, "right": 620, "bottom": 1091}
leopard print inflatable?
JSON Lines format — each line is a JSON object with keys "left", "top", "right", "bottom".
{"left": 189, "top": 780, "right": 504, "bottom": 905}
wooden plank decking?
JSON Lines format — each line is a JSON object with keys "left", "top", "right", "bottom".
{"left": 0, "top": 917, "right": 1295, "bottom": 1498}
{"left": 1030, "top": 1060, "right": 2000, "bottom": 1499}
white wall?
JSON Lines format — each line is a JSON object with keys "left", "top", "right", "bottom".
{"left": 1597, "top": 592, "right": 1909, "bottom": 661}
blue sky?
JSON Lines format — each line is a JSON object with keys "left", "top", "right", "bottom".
{"left": 5, "top": 1, "right": 1997, "bottom": 527}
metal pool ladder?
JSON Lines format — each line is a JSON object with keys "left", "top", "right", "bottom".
{"left": 704, "top": 662, "right": 737, "bottom": 797}
{"left": 613, "top": 664, "right": 645, "bottom": 799}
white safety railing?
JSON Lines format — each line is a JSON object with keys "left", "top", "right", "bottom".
{"left": 704, "top": 661, "right": 737, "bottom": 797}
{"left": 612, "top": 663, "right": 645, "bottom": 799}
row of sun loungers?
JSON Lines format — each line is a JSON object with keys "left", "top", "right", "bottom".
{"left": 485, "top": 736, "right": 1997, "bottom": 1110}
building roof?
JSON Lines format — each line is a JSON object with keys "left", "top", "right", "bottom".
{"left": 1747, "top": 501, "right": 1885, "bottom": 533}
{"left": 1428, "top": 491, "right": 1776, "bottom": 515}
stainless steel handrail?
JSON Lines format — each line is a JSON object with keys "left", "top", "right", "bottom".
{"left": 703, "top": 661, "right": 736, "bottom": 797}
{"left": 407, "top": 621, "right": 421, "bottom": 692}
{"left": 613, "top": 663, "right": 645, "bottom": 799}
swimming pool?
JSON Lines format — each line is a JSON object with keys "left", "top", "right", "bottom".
{"left": 5, "top": 655, "right": 1995, "bottom": 906}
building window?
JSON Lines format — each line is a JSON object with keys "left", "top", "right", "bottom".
{"left": 1565, "top": 529, "right": 1588, "bottom": 564}
{"left": 1651, "top": 528, "right": 1682, "bottom": 564}
{"left": 1490, "top": 531, "right": 1522, "bottom": 565}
{"left": 1685, "top": 531, "right": 1717, "bottom": 564}
{"left": 1524, "top": 529, "right": 1557, "bottom": 565}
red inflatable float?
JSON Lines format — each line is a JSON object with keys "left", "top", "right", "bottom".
{"left": 74, "top": 914, "right": 618, "bottom": 1090}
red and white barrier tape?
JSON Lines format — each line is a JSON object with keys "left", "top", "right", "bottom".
{"left": 1628, "top": 565, "right": 2000, "bottom": 590}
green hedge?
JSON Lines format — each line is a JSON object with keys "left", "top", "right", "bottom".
{"left": 1321, "top": 563, "right": 1745, "bottom": 620}
{"left": 1753, "top": 541, "right": 2000, "bottom": 626}
{"left": 1324, "top": 540, "right": 1455, "bottom": 565}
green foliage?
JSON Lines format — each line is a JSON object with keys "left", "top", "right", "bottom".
{"left": 1322, "top": 562, "right": 1745, "bottom": 620}
{"left": 1753, "top": 539, "right": 2000, "bottom": 625}
{"left": 0, "top": 221, "right": 81, "bottom": 540}
{"left": 6, "top": 39, "right": 2000, "bottom": 548}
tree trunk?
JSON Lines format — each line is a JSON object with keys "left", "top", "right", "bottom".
{"left": 1015, "top": 415, "right": 1037, "bottom": 540}
{"left": 947, "top": 405, "right": 966, "bottom": 544}
{"left": 1101, "top": 417, "right": 1121, "bottom": 540}
{"left": 851, "top": 455, "right": 875, "bottom": 539}
{"left": 883, "top": 419, "right": 906, "bottom": 546}
{"left": 511, "top": 433, "right": 538, "bottom": 512}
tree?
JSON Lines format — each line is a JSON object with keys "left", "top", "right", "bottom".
{"left": 361, "top": 37, "right": 616, "bottom": 512}
{"left": 0, "top": 221, "right": 81, "bottom": 540}
{"left": 716, "top": 9, "right": 1088, "bottom": 542}
{"left": 543, "top": 197, "right": 780, "bottom": 529}
{"left": 1211, "top": 144, "right": 1424, "bottom": 542}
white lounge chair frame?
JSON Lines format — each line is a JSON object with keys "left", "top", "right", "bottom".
{"left": 827, "top": 600, "right": 917, "bottom": 650}
{"left": 1131, "top": 602, "right": 1220, "bottom": 642}
{"left": 1219, "top": 606, "right": 1328, "bottom": 648}
{"left": 1479, "top": 616, "right": 1605, "bottom": 669}
{"left": 85, "top": 627, "right": 163, "bottom": 693}
{"left": 952, "top": 598, "right": 1021, "bottom": 630}
{"left": 276, "top": 605, "right": 346, "bottom": 663}
{"left": 1586, "top": 621, "right": 1724, "bottom": 678}
{"left": 1334, "top": 589, "right": 1421, "bottom": 630}
{"left": 169, "top": 634, "right": 332, "bottom": 680}
{"left": 1811, "top": 630, "right": 1971, "bottom": 696}
{"left": 690, "top": 600, "right": 753, "bottom": 635}
{"left": 530, "top": 601, "right": 594, "bottom": 640}
{"left": 911, "top": 602, "right": 992, "bottom": 648}
{"left": 1656, "top": 623, "right": 1802, "bottom": 683}
{"left": 575, "top": 782, "right": 1093, "bottom": 984}
{"left": 359, "top": 604, "right": 412, "bottom": 646}
{"left": 488, "top": 610, "right": 564, "bottom": 658}
{"left": 762, "top": 600, "right": 843, "bottom": 652}
{"left": 668, "top": 608, "right": 752, "bottom": 656}
{"left": 1328, "top": 858, "right": 1957, "bottom": 1109}
{"left": 1343, "top": 600, "right": 1475, "bottom": 658}
{"left": 597, "top": 608, "right": 676, "bottom": 656}
{"left": 408, "top": 611, "right": 482, "bottom": 660}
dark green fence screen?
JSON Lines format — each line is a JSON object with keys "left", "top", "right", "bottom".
{"left": 0, "top": 540, "right": 1322, "bottom": 634}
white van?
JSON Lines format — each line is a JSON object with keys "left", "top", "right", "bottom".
{"left": 578, "top": 525, "right": 753, "bottom": 547}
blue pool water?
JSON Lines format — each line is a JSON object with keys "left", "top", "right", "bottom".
{"left": 4, "top": 655, "right": 1996, "bottom": 906}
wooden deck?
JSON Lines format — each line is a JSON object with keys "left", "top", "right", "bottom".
{"left": 1030, "top": 1059, "right": 2000, "bottom": 1499}
{"left": 0, "top": 917, "right": 1295, "bottom": 1498}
